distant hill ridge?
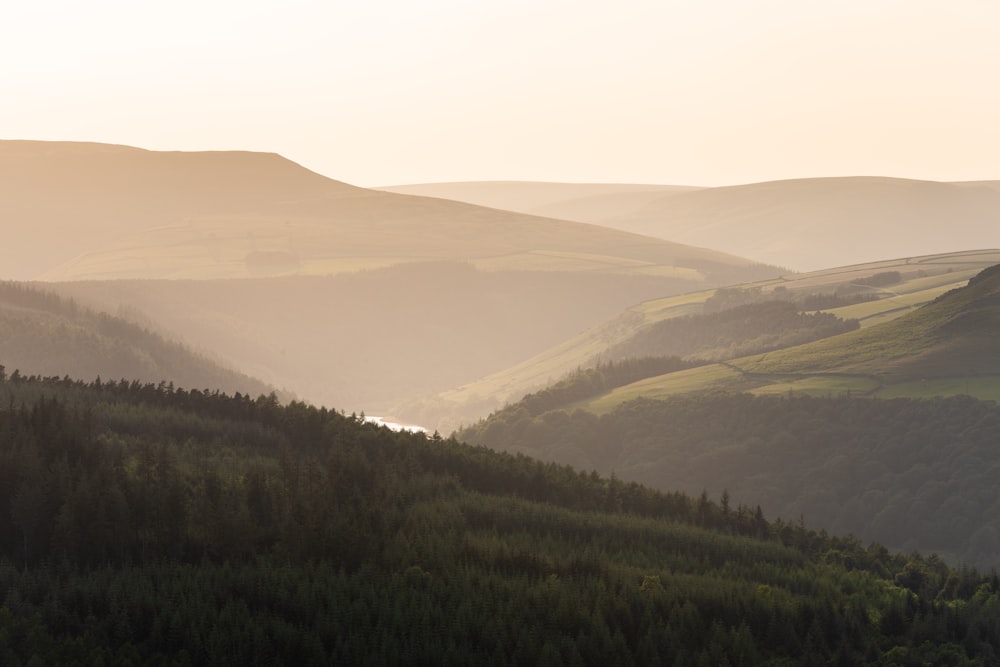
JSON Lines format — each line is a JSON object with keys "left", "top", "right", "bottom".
{"left": 382, "top": 176, "right": 1000, "bottom": 271}
{"left": 1, "top": 140, "right": 773, "bottom": 282}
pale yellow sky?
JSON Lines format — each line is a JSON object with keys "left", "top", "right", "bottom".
{"left": 3, "top": 0, "right": 998, "bottom": 187}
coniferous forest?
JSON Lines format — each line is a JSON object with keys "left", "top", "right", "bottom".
{"left": 3, "top": 372, "right": 1000, "bottom": 665}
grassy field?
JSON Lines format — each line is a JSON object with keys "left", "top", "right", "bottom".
{"left": 581, "top": 364, "right": 746, "bottom": 414}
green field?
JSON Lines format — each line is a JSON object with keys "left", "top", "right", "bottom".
{"left": 749, "top": 375, "right": 882, "bottom": 397}
{"left": 582, "top": 364, "right": 745, "bottom": 414}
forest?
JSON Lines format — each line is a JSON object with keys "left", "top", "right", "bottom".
{"left": 458, "top": 391, "right": 1000, "bottom": 570}
{"left": 3, "top": 372, "right": 1000, "bottom": 664}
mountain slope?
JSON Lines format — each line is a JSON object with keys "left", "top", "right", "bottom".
{"left": 733, "top": 261, "right": 1000, "bottom": 394}
{"left": 0, "top": 141, "right": 766, "bottom": 282}
{"left": 596, "top": 176, "right": 1000, "bottom": 271}
{"left": 577, "top": 260, "right": 1000, "bottom": 410}
{"left": 3, "top": 373, "right": 1000, "bottom": 664}
{"left": 0, "top": 281, "right": 275, "bottom": 397}
{"left": 456, "top": 267, "right": 1000, "bottom": 567}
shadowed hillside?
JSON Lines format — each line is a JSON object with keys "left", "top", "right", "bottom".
{"left": 0, "top": 281, "right": 275, "bottom": 397}
{"left": 50, "top": 263, "right": 721, "bottom": 414}
{"left": 4, "top": 373, "right": 1000, "bottom": 663}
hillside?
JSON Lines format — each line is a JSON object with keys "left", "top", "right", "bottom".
{"left": 457, "top": 265, "right": 1000, "bottom": 568}
{"left": 0, "top": 140, "right": 790, "bottom": 418}
{"left": 459, "top": 391, "right": 1000, "bottom": 570}
{"left": 1, "top": 141, "right": 768, "bottom": 282}
{"left": 696, "top": 261, "right": 1000, "bottom": 403}
{"left": 49, "top": 264, "right": 730, "bottom": 415}
{"left": 384, "top": 177, "right": 1000, "bottom": 271}
{"left": 400, "top": 250, "right": 1000, "bottom": 431}
{"left": 572, "top": 261, "right": 1000, "bottom": 409}
{"left": 0, "top": 281, "right": 275, "bottom": 397}
{"left": 3, "top": 373, "right": 1000, "bottom": 664}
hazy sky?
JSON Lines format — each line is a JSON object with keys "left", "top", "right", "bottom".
{"left": 4, "top": 1, "right": 999, "bottom": 187}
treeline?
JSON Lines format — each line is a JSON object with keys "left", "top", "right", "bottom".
{"left": 3, "top": 374, "right": 1000, "bottom": 663}
{"left": 704, "top": 285, "right": 879, "bottom": 314}
{"left": 459, "top": 391, "right": 1000, "bottom": 570}
{"left": 603, "top": 300, "right": 859, "bottom": 364}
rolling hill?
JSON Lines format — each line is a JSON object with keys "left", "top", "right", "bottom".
{"left": 382, "top": 177, "right": 1000, "bottom": 272}
{"left": 2, "top": 140, "right": 788, "bottom": 417}
{"left": 378, "top": 180, "right": 703, "bottom": 222}
{"left": 579, "top": 257, "right": 1000, "bottom": 409}
{"left": 457, "top": 264, "right": 1000, "bottom": 568}
{"left": 0, "top": 141, "right": 766, "bottom": 282}
{"left": 401, "top": 250, "right": 1000, "bottom": 431}
{"left": 4, "top": 372, "right": 1000, "bottom": 664}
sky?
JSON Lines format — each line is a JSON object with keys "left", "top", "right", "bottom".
{"left": 3, "top": 0, "right": 999, "bottom": 187}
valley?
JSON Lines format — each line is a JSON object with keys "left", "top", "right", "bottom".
{"left": 8, "top": 4, "right": 1000, "bottom": 662}
{"left": 2, "top": 142, "right": 1000, "bottom": 665}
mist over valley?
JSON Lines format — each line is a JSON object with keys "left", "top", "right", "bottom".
{"left": 5, "top": 3, "right": 1000, "bottom": 657}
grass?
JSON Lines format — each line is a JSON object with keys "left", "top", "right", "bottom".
{"left": 750, "top": 375, "right": 881, "bottom": 397}
{"left": 827, "top": 284, "right": 963, "bottom": 324}
{"left": 582, "top": 364, "right": 745, "bottom": 414}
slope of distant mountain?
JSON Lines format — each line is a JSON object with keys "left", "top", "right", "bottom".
{"left": 0, "top": 141, "right": 761, "bottom": 282}
{"left": 384, "top": 177, "right": 1000, "bottom": 272}
{"left": 399, "top": 250, "right": 1000, "bottom": 431}
{"left": 593, "top": 177, "right": 1000, "bottom": 271}
{"left": 0, "top": 281, "right": 275, "bottom": 396}
{"left": 378, "top": 181, "right": 702, "bottom": 219}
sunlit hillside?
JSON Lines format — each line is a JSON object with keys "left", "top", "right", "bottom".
{"left": 457, "top": 264, "right": 1000, "bottom": 568}
{"left": 578, "top": 258, "right": 1000, "bottom": 410}
{"left": 402, "top": 250, "right": 1000, "bottom": 431}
